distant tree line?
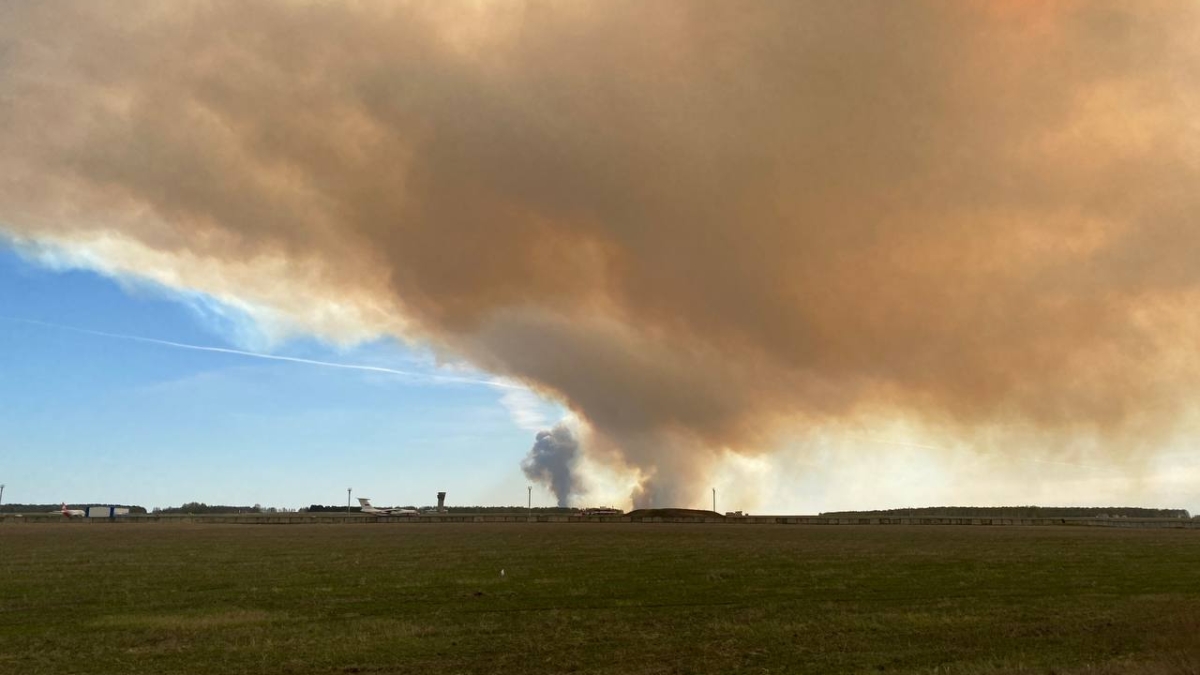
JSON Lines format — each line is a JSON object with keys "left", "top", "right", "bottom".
{"left": 303, "top": 504, "right": 579, "bottom": 514}
{"left": 0, "top": 503, "right": 148, "bottom": 514}
{"left": 820, "top": 506, "right": 1192, "bottom": 519}
{"left": 153, "top": 502, "right": 298, "bottom": 514}
{"left": 2, "top": 502, "right": 590, "bottom": 516}
{"left": 435, "top": 505, "right": 579, "bottom": 514}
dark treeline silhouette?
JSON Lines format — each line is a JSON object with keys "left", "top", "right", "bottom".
{"left": 0, "top": 503, "right": 148, "bottom": 514}
{"left": 304, "top": 504, "right": 579, "bottom": 514}
{"left": 820, "top": 506, "right": 1192, "bottom": 519}
{"left": 305, "top": 505, "right": 363, "bottom": 513}
{"left": 154, "top": 502, "right": 289, "bottom": 514}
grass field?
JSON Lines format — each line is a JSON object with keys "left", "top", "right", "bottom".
{"left": 2, "top": 523, "right": 1199, "bottom": 675}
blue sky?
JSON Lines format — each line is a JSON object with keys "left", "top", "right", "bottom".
{"left": 0, "top": 242, "right": 564, "bottom": 510}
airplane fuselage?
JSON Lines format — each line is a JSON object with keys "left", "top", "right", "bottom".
{"left": 363, "top": 507, "right": 419, "bottom": 517}
{"left": 357, "top": 498, "right": 418, "bottom": 517}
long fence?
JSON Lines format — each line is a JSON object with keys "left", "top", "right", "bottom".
{"left": 2, "top": 513, "right": 1198, "bottom": 528}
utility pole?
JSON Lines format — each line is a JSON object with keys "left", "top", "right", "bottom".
{"left": 0, "top": 484, "right": 5, "bottom": 508}
{"left": 347, "top": 488, "right": 351, "bottom": 515}
{"left": 527, "top": 486, "right": 532, "bottom": 513}
{"left": 712, "top": 487, "right": 716, "bottom": 513}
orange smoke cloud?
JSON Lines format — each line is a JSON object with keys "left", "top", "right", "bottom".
{"left": 1, "top": 1, "right": 1198, "bottom": 506}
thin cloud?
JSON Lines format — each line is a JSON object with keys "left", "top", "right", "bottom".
{"left": 496, "top": 385, "right": 558, "bottom": 432}
{"left": 0, "top": 316, "right": 524, "bottom": 391}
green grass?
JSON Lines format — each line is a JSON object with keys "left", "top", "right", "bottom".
{"left": 2, "top": 523, "right": 1199, "bottom": 674}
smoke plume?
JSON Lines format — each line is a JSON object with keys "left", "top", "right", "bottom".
{"left": 2, "top": 2, "right": 1200, "bottom": 506}
{"left": 522, "top": 425, "right": 581, "bottom": 508}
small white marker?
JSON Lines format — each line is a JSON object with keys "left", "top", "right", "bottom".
{"left": 500, "top": 569, "right": 506, "bottom": 578}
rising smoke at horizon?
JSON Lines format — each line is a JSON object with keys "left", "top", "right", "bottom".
{"left": 2, "top": 1, "right": 1200, "bottom": 507}
{"left": 522, "top": 425, "right": 581, "bottom": 508}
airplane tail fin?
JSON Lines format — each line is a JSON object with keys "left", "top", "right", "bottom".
{"left": 356, "top": 497, "right": 372, "bottom": 507}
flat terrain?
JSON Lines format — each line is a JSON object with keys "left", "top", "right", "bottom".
{"left": 1, "top": 523, "right": 1199, "bottom": 675}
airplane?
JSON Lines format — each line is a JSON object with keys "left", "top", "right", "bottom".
{"left": 356, "top": 497, "right": 419, "bottom": 517}
{"left": 57, "top": 503, "right": 85, "bottom": 518}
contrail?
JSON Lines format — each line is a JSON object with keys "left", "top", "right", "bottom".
{"left": 0, "top": 316, "right": 525, "bottom": 390}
